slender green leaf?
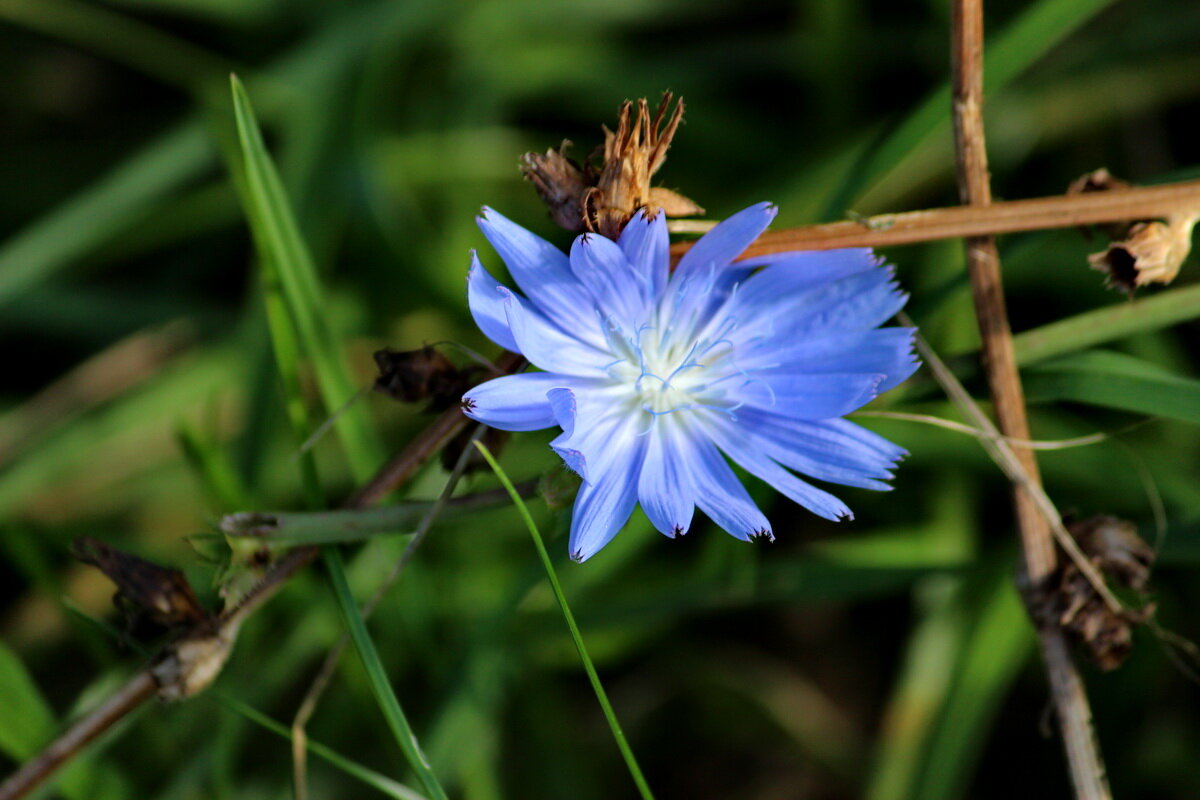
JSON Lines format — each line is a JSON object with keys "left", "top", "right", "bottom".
{"left": 0, "top": 642, "right": 56, "bottom": 760}
{"left": 1025, "top": 350, "right": 1200, "bottom": 424}
{"left": 915, "top": 574, "right": 1035, "bottom": 800}
{"left": 0, "top": 0, "right": 234, "bottom": 93}
{"left": 323, "top": 547, "right": 449, "bottom": 800}
{"left": 0, "top": 123, "right": 213, "bottom": 308}
{"left": 213, "top": 692, "right": 428, "bottom": 800}
{"left": 473, "top": 441, "right": 656, "bottom": 800}
{"left": 1014, "top": 284, "right": 1200, "bottom": 366}
{"left": 841, "top": 0, "right": 1119, "bottom": 208}
{"left": 228, "top": 74, "right": 383, "bottom": 479}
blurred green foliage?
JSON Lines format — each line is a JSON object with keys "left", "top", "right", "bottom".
{"left": 2, "top": 0, "right": 1200, "bottom": 798}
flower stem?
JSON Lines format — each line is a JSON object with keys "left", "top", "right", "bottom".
{"left": 472, "top": 441, "right": 656, "bottom": 800}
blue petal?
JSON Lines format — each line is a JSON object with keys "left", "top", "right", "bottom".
{"left": 637, "top": 417, "right": 695, "bottom": 537}
{"left": 668, "top": 203, "right": 777, "bottom": 331}
{"left": 466, "top": 252, "right": 518, "bottom": 352}
{"left": 733, "top": 372, "right": 884, "bottom": 420}
{"left": 618, "top": 209, "right": 669, "bottom": 299}
{"left": 741, "top": 328, "right": 919, "bottom": 392}
{"left": 568, "top": 434, "right": 645, "bottom": 561}
{"left": 737, "top": 427, "right": 893, "bottom": 490}
{"left": 500, "top": 288, "right": 608, "bottom": 377}
{"left": 737, "top": 410, "right": 908, "bottom": 474}
{"left": 735, "top": 248, "right": 882, "bottom": 291}
{"left": 724, "top": 268, "right": 907, "bottom": 347}
{"left": 686, "top": 435, "right": 772, "bottom": 541}
{"left": 703, "top": 418, "right": 853, "bottom": 522}
{"left": 546, "top": 386, "right": 634, "bottom": 484}
{"left": 674, "top": 202, "right": 777, "bottom": 279}
{"left": 477, "top": 207, "right": 598, "bottom": 337}
{"left": 569, "top": 233, "right": 649, "bottom": 327}
{"left": 462, "top": 372, "right": 576, "bottom": 431}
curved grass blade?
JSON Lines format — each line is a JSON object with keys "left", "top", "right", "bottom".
{"left": 1024, "top": 350, "right": 1200, "bottom": 425}
{"left": 0, "top": 123, "right": 213, "bottom": 308}
{"left": 214, "top": 692, "right": 428, "bottom": 800}
{"left": 322, "top": 547, "right": 449, "bottom": 800}
{"left": 229, "top": 74, "right": 383, "bottom": 479}
{"left": 472, "top": 441, "right": 656, "bottom": 800}
{"left": 1013, "top": 284, "right": 1200, "bottom": 365}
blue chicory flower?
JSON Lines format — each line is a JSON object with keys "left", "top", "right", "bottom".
{"left": 462, "top": 202, "right": 918, "bottom": 561}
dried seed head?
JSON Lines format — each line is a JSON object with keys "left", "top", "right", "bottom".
{"left": 373, "top": 345, "right": 483, "bottom": 411}
{"left": 520, "top": 92, "right": 704, "bottom": 238}
{"left": 73, "top": 537, "right": 211, "bottom": 631}
{"left": 520, "top": 141, "right": 593, "bottom": 232}
{"left": 1054, "top": 515, "right": 1156, "bottom": 671}
{"left": 1088, "top": 214, "right": 1197, "bottom": 294}
{"left": 1068, "top": 168, "right": 1132, "bottom": 195}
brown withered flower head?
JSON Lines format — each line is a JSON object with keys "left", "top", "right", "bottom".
{"left": 520, "top": 92, "right": 704, "bottom": 239}
{"left": 373, "top": 345, "right": 485, "bottom": 412}
{"left": 1054, "top": 515, "right": 1156, "bottom": 671}
{"left": 1087, "top": 215, "right": 1197, "bottom": 294}
{"left": 1068, "top": 168, "right": 1197, "bottom": 293}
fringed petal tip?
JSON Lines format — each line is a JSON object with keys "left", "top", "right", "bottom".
{"left": 553, "top": 445, "right": 588, "bottom": 481}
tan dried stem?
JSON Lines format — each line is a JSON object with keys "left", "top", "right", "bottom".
{"left": 949, "top": 3, "right": 1110, "bottom": 799}
{"left": 667, "top": 178, "right": 1200, "bottom": 260}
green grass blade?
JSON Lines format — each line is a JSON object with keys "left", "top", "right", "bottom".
{"left": 914, "top": 574, "right": 1035, "bottom": 800}
{"left": 213, "top": 692, "right": 428, "bottom": 800}
{"left": 0, "top": 642, "right": 56, "bottom": 760}
{"left": 1025, "top": 350, "right": 1200, "bottom": 424}
{"left": 472, "top": 441, "right": 656, "bottom": 800}
{"left": 322, "top": 547, "right": 449, "bottom": 800}
{"left": 0, "top": 643, "right": 121, "bottom": 800}
{"left": 231, "top": 71, "right": 444, "bottom": 800}
{"left": 0, "top": 123, "right": 213, "bottom": 308}
{"left": 1013, "top": 284, "right": 1200, "bottom": 365}
{"left": 228, "top": 74, "right": 383, "bottom": 479}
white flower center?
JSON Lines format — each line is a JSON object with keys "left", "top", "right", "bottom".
{"left": 605, "top": 316, "right": 739, "bottom": 418}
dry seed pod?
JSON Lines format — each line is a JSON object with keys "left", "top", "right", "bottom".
{"left": 373, "top": 345, "right": 483, "bottom": 412}
{"left": 73, "top": 537, "right": 211, "bottom": 631}
{"left": 1054, "top": 515, "right": 1156, "bottom": 671}
{"left": 1088, "top": 215, "right": 1197, "bottom": 293}
{"left": 520, "top": 92, "right": 704, "bottom": 239}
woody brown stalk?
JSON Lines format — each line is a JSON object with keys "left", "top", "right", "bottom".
{"left": 666, "top": 178, "right": 1200, "bottom": 260}
{"left": 950, "top": 2, "right": 1111, "bottom": 799}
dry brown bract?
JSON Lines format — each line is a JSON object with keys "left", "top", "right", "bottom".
{"left": 1054, "top": 515, "right": 1156, "bottom": 671}
{"left": 520, "top": 93, "right": 704, "bottom": 239}
{"left": 373, "top": 345, "right": 484, "bottom": 412}
{"left": 73, "top": 537, "right": 233, "bottom": 699}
